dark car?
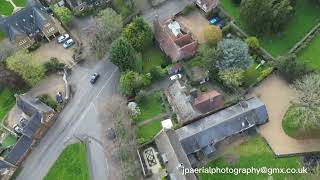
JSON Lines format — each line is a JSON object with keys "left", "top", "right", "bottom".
{"left": 90, "top": 73, "right": 100, "bottom": 84}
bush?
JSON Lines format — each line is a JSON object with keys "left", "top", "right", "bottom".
{"left": 245, "top": 36, "right": 260, "bottom": 50}
{"left": 44, "top": 57, "right": 65, "bottom": 74}
{"left": 203, "top": 26, "right": 223, "bottom": 46}
{"left": 27, "top": 43, "right": 41, "bottom": 52}
{"left": 242, "top": 66, "right": 259, "bottom": 87}
{"left": 135, "top": 90, "right": 147, "bottom": 104}
{"left": 150, "top": 66, "right": 166, "bottom": 81}
{"left": 38, "top": 94, "right": 57, "bottom": 110}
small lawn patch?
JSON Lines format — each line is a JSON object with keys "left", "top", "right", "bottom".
{"left": 0, "top": 30, "right": 5, "bottom": 41}
{"left": 13, "top": 0, "right": 27, "bottom": 7}
{"left": 199, "top": 135, "right": 305, "bottom": 180}
{"left": 220, "top": 0, "right": 320, "bottom": 57}
{"left": 0, "top": 1, "right": 14, "bottom": 16}
{"left": 44, "top": 143, "right": 89, "bottom": 180}
{"left": 135, "top": 120, "right": 162, "bottom": 144}
{"left": 1, "top": 134, "right": 17, "bottom": 148}
{"left": 0, "top": 88, "right": 16, "bottom": 122}
{"left": 135, "top": 91, "right": 164, "bottom": 123}
{"left": 142, "top": 46, "right": 167, "bottom": 73}
{"left": 298, "top": 32, "right": 320, "bottom": 70}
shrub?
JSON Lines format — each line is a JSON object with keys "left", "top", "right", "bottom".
{"left": 218, "top": 68, "right": 244, "bottom": 89}
{"left": 44, "top": 57, "right": 65, "bottom": 74}
{"left": 150, "top": 66, "right": 166, "bottom": 81}
{"left": 242, "top": 65, "right": 259, "bottom": 87}
{"left": 38, "top": 94, "right": 57, "bottom": 110}
{"left": 135, "top": 90, "right": 147, "bottom": 104}
{"left": 27, "top": 43, "right": 41, "bottom": 52}
{"left": 203, "top": 26, "right": 223, "bottom": 46}
{"left": 245, "top": 36, "right": 260, "bottom": 50}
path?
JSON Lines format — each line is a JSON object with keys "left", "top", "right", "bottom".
{"left": 247, "top": 74, "right": 320, "bottom": 156}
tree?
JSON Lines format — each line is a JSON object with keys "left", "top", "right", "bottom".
{"left": 240, "top": 0, "right": 293, "bottom": 34}
{"left": 110, "top": 38, "right": 138, "bottom": 72}
{"left": 293, "top": 74, "right": 320, "bottom": 130}
{"left": 119, "top": 71, "right": 151, "bottom": 96}
{"left": 245, "top": 36, "right": 259, "bottom": 50}
{"left": 52, "top": 6, "right": 73, "bottom": 26}
{"left": 219, "top": 68, "right": 244, "bottom": 89}
{"left": 150, "top": 66, "right": 166, "bottom": 81}
{"left": 5, "top": 50, "right": 45, "bottom": 86}
{"left": 203, "top": 25, "right": 222, "bottom": 46}
{"left": 122, "top": 17, "right": 153, "bottom": 52}
{"left": 275, "top": 54, "right": 311, "bottom": 83}
{"left": 216, "top": 39, "right": 253, "bottom": 70}
{"left": 91, "top": 8, "right": 123, "bottom": 59}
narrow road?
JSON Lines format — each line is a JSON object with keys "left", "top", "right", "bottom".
{"left": 17, "top": 59, "right": 120, "bottom": 180}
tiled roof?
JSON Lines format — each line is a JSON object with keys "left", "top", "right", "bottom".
{"left": 4, "top": 135, "right": 32, "bottom": 165}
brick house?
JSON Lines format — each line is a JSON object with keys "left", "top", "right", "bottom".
{"left": 196, "top": 0, "right": 219, "bottom": 13}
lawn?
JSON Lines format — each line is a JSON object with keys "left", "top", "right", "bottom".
{"left": 0, "top": 0, "right": 14, "bottom": 16}
{"left": 13, "top": 0, "right": 27, "bottom": 7}
{"left": 135, "top": 91, "right": 163, "bottom": 123}
{"left": 142, "top": 46, "right": 167, "bottom": 73}
{"left": 220, "top": 0, "right": 320, "bottom": 57}
{"left": 1, "top": 134, "right": 17, "bottom": 148}
{"left": 199, "top": 135, "right": 307, "bottom": 180}
{"left": 135, "top": 120, "right": 162, "bottom": 143}
{"left": 44, "top": 143, "right": 89, "bottom": 180}
{"left": 297, "top": 32, "right": 320, "bottom": 70}
{"left": 0, "top": 88, "right": 16, "bottom": 122}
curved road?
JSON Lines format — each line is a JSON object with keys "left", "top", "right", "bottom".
{"left": 17, "top": 59, "right": 120, "bottom": 180}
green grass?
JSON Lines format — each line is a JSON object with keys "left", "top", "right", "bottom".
{"left": 199, "top": 135, "right": 305, "bottom": 180}
{"left": 142, "top": 46, "right": 167, "bottom": 73}
{"left": 1, "top": 134, "right": 17, "bottom": 148}
{"left": 0, "top": 30, "right": 5, "bottom": 41}
{"left": 0, "top": 0, "right": 14, "bottom": 16}
{"left": 112, "top": 0, "right": 133, "bottom": 17}
{"left": 135, "top": 120, "right": 162, "bottom": 143}
{"left": 12, "top": 0, "right": 26, "bottom": 7}
{"left": 220, "top": 0, "right": 320, "bottom": 57}
{"left": 0, "top": 88, "right": 16, "bottom": 122}
{"left": 298, "top": 32, "right": 320, "bottom": 70}
{"left": 136, "top": 91, "right": 163, "bottom": 123}
{"left": 44, "top": 143, "right": 89, "bottom": 180}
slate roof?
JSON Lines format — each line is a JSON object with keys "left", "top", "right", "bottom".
{"left": 4, "top": 135, "right": 32, "bottom": 165}
{"left": 155, "top": 129, "right": 197, "bottom": 180}
{"left": 175, "top": 97, "right": 268, "bottom": 155}
{"left": 0, "top": 159, "right": 14, "bottom": 169}
{"left": 1, "top": 4, "right": 52, "bottom": 41}
{"left": 16, "top": 94, "right": 54, "bottom": 117}
{"left": 22, "top": 112, "right": 42, "bottom": 138}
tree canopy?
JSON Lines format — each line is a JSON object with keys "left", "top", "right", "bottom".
{"left": 122, "top": 17, "right": 153, "bottom": 52}
{"left": 52, "top": 6, "right": 73, "bottom": 26}
{"left": 203, "top": 25, "right": 222, "bottom": 46}
{"left": 119, "top": 71, "right": 151, "bottom": 96}
{"left": 240, "top": 0, "right": 293, "bottom": 34}
{"left": 91, "top": 8, "right": 123, "bottom": 59}
{"left": 110, "top": 38, "right": 138, "bottom": 72}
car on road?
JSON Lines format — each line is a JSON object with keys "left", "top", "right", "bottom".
{"left": 63, "top": 39, "right": 75, "bottom": 48}
{"left": 90, "top": 73, "right": 100, "bottom": 84}
{"left": 169, "top": 74, "right": 182, "bottom": 81}
{"left": 209, "top": 16, "right": 220, "bottom": 25}
{"left": 57, "top": 34, "right": 70, "bottom": 43}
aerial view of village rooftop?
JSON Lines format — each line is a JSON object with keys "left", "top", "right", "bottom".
{"left": 0, "top": 0, "right": 320, "bottom": 179}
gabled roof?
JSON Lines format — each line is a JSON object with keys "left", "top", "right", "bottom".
{"left": 1, "top": 4, "right": 52, "bottom": 41}
{"left": 175, "top": 97, "right": 268, "bottom": 155}
{"left": 4, "top": 135, "right": 32, "bottom": 165}
{"left": 16, "top": 94, "right": 54, "bottom": 117}
{"left": 0, "top": 159, "right": 14, "bottom": 169}
{"left": 22, "top": 112, "right": 42, "bottom": 138}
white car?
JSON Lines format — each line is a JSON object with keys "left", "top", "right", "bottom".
{"left": 169, "top": 74, "right": 182, "bottom": 81}
{"left": 13, "top": 124, "right": 23, "bottom": 134}
{"left": 63, "top": 39, "right": 75, "bottom": 48}
{"left": 57, "top": 34, "right": 70, "bottom": 43}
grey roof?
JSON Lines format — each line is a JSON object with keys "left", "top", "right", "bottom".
{"left": 166, "top": 80, "right": 201, "bottom": 124}
{"left": 155, "top": 129, "right": 197, "bottom": 180}
{"left": 16, "top": 94, "right": 54, "bottom": 117}
{"left": 0, "top": 160, "right": 14, "bottom": 169}
{"left": 175, "top": 97, "right": 268, "bottom": 155}
{"left": 1, "top": 4, "right": 51, "bottom": 41}
{"left": 4, "top": 135, "right": 32, "bottom": 165}
{"left": 22, "top": 112, "right": 42, "bottom": 138}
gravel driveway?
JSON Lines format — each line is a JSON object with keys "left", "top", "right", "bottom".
{"left": 248, "top": 74, "right": 320, "bottom": 156}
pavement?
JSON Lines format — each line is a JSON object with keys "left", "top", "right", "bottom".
{"left": 248, "top": 74, "right": 320, "bottom": 156}
{"left": 16, "top": 59, "right": 121, "bottom": 180}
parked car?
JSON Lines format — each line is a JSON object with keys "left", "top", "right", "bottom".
{"left": 57, "top": 34, "right": 70, "bottom": 43}
{"left": 90, "top": 73, "right": 100, "bottom": 84}
{"left": 63, "top": 39, "right": 75, "bottom": 48}
{"left": 209, "top": 16, "right": 220, "bottom": 25}
{"left": 169, "top": 74, "right": 182, "bottom": 81}
{"left": 216, "top": 20, "right": 225, "bottom": 29}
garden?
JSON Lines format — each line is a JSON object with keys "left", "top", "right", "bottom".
{"left": 297, "top": 32, "right": 320, "bottom": 70}
{"left": 142, "top": 46, "right": 168, "bottom": 73}
{"left": 44, "top": 143, "right": 89, "bottom": 180}
{"left": 0, "top": 0, "right": 26, "bottom": 16}
{"left": 0, "top": 88, "right": 16, "bottom": 122}
{"left": 199, "top": 135, "right": 314, "bottom": 180}
{"left": 111, "top": 0, "right": 135, "bottom": 18}
{"left": 219, "top": 0, "right": 320, "bottom": 57}
{"left": 135, "top": 119, "right": 162, "bottom": 144}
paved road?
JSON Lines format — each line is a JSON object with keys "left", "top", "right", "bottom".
{"left": 17, "top": 59, "right": 120, "bottom": 180}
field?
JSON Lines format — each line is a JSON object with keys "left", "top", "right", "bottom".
{"left": 142, "top": 46, "right": 167, "bottom": 73}
{"left": 44, "top": 143, "right": 89, "bottom": 180}
{"left": 135, "top": 120, "right": 162, "bottom": 143}
{"left": 13, "top": 0, "right": 26, "bottom": 7}
{"left": 297, "top": 33, "right": 320, "bottom": 70}
{"left": 0, "top": 88, "right": 16, "bottom": 122}
{"left": 199, "top": 135, "right": 309, "bottom": 180}
{"left": 220, "top": 0, "right": 320, "bottom": 57}
{"left": 0, "top": 0, "right": 14, "bottom": 16}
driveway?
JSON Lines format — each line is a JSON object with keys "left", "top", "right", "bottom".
{"left": 247, "top": 74, "right": 320, "bottom": 156}
{"left": 16, "top": 59, "right": 122, "bottom": 180}
{"left": 176, "top": 10, "right": 209, "bottom": 43}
